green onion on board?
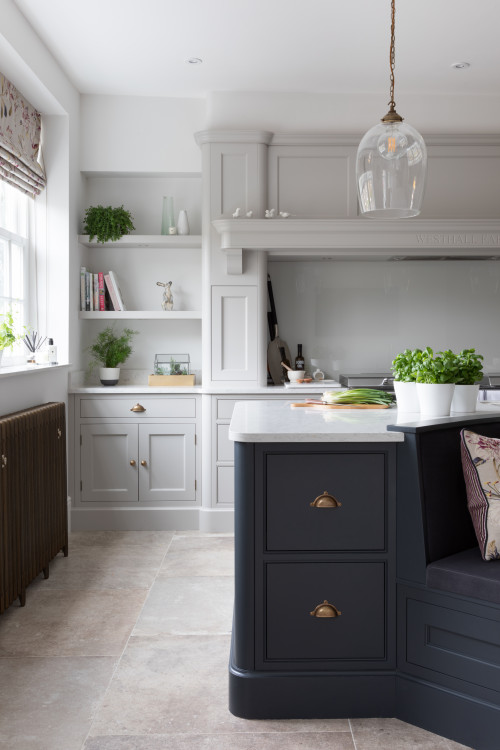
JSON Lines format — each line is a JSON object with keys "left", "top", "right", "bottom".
{"left": 322, "top": 388, "right": 395, "bottom": 406}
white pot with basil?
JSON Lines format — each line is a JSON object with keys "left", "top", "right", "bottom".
{"left": 450, "top": 348, "right": 483, "bottom": 413}
{"left": 86, "top": 325, "right": 137, "bottom": 386}
{"left": 414, "top": 347, "right": 457, "bottom": 418}
{"left": 391, "top": 348, "right": 420, "bottom": 412}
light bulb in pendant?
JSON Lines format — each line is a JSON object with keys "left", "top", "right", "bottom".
{"left": 377, "top": 125, "right": 408, "bottom": 160}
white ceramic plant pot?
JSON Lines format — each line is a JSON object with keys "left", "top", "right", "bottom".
{"left": 416, "top": 383, "right": 455, "bottom": 418}
{"left": 99, "top": 367, "right": 120, "bottom": 386}
{"left": 393, "top": 381, "right": 419, "bottom": 412}
{"left": 451, "top": 383, "right": 480, "bottom": 413}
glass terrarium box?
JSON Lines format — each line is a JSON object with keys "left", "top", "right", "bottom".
{"left": 148, "top": 354, "right": 195, "bottom": 386}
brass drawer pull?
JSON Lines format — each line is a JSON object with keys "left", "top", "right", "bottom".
{"left": 310, "top": 600, "right": 342, "bottom": 618}
{"left": 130, "top": 459, "right": 136, "bottom": 466}
{"left": 130, "top": 403, "right": 146, "bottom": 412}
{"left": 141, "top": 460, "right": 147, "bottom": 467}
{"left": 310, "top": 490, "right": 342, "bottom": 508}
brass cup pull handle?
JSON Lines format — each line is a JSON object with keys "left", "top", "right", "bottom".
{"left": 310, "top": 600, "right": 342, "bottom": 618}
{"left": 130, "top": 403, "right": 146, "bottom": 413}
{"left": 140, "top": 460, "right": 147, "bottom": 467}
{"left": 310, "top": 490, "right": 342, "bottom": 508}
{"left": 130, "top": 459, "right": 136, "bottom": 466}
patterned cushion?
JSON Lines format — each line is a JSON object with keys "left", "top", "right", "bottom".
{"left": 461, "top": 429, "right": 500, "bottom": 560}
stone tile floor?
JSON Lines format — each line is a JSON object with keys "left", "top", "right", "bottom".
{"left": 0, "top": 531, "right": 474, "bottom": 749}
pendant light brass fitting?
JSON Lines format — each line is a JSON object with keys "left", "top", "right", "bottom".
{"left": 381, "top": 105, "right": 403, "bottom": 123}
{"left": 380, "top": 0, "right": 403, "bottom": 123}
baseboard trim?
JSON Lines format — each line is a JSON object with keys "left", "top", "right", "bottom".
{"left": 71, "top": 506, "right": 234, "bottom": 532}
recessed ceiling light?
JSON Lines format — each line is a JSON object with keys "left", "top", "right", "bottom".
{"left": 451, "top": 62, "right": 470, "bottom": 70}
{"left": 186, "top": 57, "right": 203, "bottom": 65}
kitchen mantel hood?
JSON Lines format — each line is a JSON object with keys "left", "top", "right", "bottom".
{"left": 212, "top": 219, "right": 500, "bottom": 274}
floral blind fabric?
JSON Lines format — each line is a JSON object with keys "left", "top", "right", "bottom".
{"left": 0, "top": 73, "right": 46, "bottom": 198}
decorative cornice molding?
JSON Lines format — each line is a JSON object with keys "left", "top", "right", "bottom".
{"left": 194, "top": 130, "right": 274, "bottom": 146}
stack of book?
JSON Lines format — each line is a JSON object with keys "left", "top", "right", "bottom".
{"left": 80, "top": 268, "right": 127, "bottom": 311}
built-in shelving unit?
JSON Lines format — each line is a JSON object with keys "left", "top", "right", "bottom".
{"left": 78, "top": 234, "right": 202, "bottom": 248}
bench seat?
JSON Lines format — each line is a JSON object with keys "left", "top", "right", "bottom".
{"left": 427, "top": 546, "right": 500, "bottom": 605}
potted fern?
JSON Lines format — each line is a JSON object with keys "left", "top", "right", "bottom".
{"left": 83, "top": 205, "right": 135, "bottom": 243}
{"left": 87, "top": 326, "right": 137, "bottom": 385}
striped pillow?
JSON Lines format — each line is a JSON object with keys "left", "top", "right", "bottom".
{"left": 461, "top": 429, "right": 500, "bottom": 560}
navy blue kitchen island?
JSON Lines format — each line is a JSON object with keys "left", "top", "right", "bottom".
{"left": 229, "top": 400, "right": 500, "bottom": 750}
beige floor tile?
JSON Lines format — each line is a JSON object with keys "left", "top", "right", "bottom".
{"left": 69, "top": 530, "right": 175, "bottom": 550}
{"left": 160, "top": 535, "right": 234, "bottom": 577}
{"left": 0, "top": 588, "right": 148, "bottom": 657}
{"left": 0, "top": 655, "right": 116, "bottom": 750}
{"left": 132, "top": 576, "right": 234, "bottom": 636}
{"left": 84, "top": 731, "right": 355, "bottom": 749}
{"left": 350, "top": 716, "right": 471, "bottom": 749}
{"left": 88, "top": 634, "right": 349, "bottom": 737}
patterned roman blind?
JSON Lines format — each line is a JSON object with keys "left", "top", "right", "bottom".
{"left": 0, "top": 73, "right": 46, "bottom": 198}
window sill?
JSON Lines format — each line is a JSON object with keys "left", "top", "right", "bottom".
{"left": 0, "top": 362, "right": 70, "bottom": 380}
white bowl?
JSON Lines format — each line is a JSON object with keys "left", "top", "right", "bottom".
{"left": 287, "top": 370, "right": 304, "bottom": 382}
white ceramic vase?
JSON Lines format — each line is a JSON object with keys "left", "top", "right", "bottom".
{"left": 393, "top": 381, "right": 419, "bottom": 412}
{"left": 416, "top": 383, "right": 455, "bottom": 418}
{"left": 451, "top": 383, "right": 480, "bottom": 413}
{"left": 177, "top": 209, "right": 190, "bottom": 235}
{"left": 99, "top": 367, "right": 120, "bottom": 386}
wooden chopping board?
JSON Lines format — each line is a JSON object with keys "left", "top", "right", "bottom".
{"left": 290, "top": 402, "right": 391, "bottom": 410}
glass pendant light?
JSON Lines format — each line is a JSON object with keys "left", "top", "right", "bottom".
{"left": 356, "top": 0, "right": 427, "bottom": 218}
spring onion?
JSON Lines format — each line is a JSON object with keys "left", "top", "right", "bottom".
{"left": 322, "top": 388, "right": 395, "bottom": 406}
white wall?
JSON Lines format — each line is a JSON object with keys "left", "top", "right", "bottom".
{"left": 80, "top": 95, "right": 205, "bottom": 174}
{"left": 268, "top": 259, "right": 500, "bottom": 378}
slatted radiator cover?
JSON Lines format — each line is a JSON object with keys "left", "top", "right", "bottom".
{"left": 0, "top": 401, "right": 68, "bottom": 614}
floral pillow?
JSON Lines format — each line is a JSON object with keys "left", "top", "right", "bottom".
{"left": 461, "top": 429, "right": 500, "bottom": 560}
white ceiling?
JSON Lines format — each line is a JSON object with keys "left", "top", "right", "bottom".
{"left": 11, "top": 0, "right": 500, "bottom": 128}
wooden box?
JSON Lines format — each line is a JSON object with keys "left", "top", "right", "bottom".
{"left": 148, "top": 374, "right": 196, "bottom": 386}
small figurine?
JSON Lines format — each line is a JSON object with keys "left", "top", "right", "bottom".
{"left": 232, "top": 207, "right": 241, "bottom": 218}
{"left": 157, "top": 280, "right": 173, "bottom": 311}
{"left": 279, "top": 211, "right": 290, "bottom": 218}
{"left": 265, "top": 208, "right": 276, "bottom": 218}
{"left": 246, "top": 210, "right": 253, "bottom": 218}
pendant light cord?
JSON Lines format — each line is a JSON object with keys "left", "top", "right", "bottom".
{"left": 381, "top": 0, "right": 403, "bottom": 122}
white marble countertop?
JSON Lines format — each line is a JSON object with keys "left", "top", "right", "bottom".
{"left": 68, "top": 383, "right": 341, "bottom": 395}
{"left": 228, "top": 400, "right": 500, "bottom": 443}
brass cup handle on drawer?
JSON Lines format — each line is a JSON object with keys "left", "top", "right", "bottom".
{"left": 130, "top": 403, "right": 146, "bottom": 413}
{"left": 130, "top": 459, "right": 136, "bottom": 466}
{"left": 141, "top": 460, "right": 147, "bottom": 467}
{"left": 310, "top": 490, "right": 342, "bottom": 508}
{"left": 310, "top": 600, "right": 342, "bottom": 618}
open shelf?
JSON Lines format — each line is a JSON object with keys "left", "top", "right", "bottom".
{"left": 78, "top": 234, "right": 202, "bottom": 249}
{"left": 79, "top": 311, "right": 202, "bottom": 320}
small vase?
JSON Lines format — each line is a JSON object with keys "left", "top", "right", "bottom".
{"left": 161, "top": 196, "right": 175, "bottom": 235}
{"left": 99, "top": 367, "right": 120, "bottom": 386}
{"left": 177, "top": 209, "right": 190, "bottom": 235}
{"left": 451, "top": 383, "right": 480, "bottom": 413}
{"left": 393, "top": 381, "right": 419, "bottom": 412}
{"left": 416, "top": 383, "right": 455, "bottom": 418}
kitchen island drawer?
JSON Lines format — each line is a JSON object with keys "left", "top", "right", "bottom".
{"left": 264, "top": 561, "right": 386, "bottom": 664}
{"left": 80, "top": 398, "right": 196, "bottom": 419}
{"left": 265, "top": 451, "right": 386, "bottom": 551}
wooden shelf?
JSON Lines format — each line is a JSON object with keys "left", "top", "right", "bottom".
{"left": 79, "top": 311, "right": 202, "bottom": 320}
{"left": 78, "top": 234, "right": 202, "bottom": 249}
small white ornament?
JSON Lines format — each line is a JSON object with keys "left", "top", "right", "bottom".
{"left": 232, "top": 208, "right": 241, "bottom": 218}
{"left": 246, "top": 210, "right": 253, "bottom": 218}
{"left": 265, "top": 209, "right": 276, "bottom": 218}
{"left": 156, "top": 280, "right": 174, "bottom": 311}
{"left": 279, "top": 212, "right": 290, "bottom": 218}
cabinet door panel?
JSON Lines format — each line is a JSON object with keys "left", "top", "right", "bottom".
{"left": 139, "top": 424, "right": 196, "bottom": 502}
{"left": 265, "top": 452, "right": 386, "bottom": 551}
{"left": 265, "top": 562, "right": 386, "bottom": 663}
{"left": 80, "top": 424, "right": 138, "bottom": 503}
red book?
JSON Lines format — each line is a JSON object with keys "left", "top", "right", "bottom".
{"left": 98, "top": 272, "right": 106, "bottom": 311}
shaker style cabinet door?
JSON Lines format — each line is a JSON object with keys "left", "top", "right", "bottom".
{"left": 80, "top": 424, "right": 139, "bottom": 503}
{"left": 138, "top": 424, "right": 196, "bottom": 503}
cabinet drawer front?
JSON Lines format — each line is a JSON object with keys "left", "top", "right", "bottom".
{"left": 80, "top": 398, "right": 196, "bottom": 419}
{"left": 265, "top": 562, "right": 386, "bottom": 662}
{"left": 406, "top": 597, "right": 500, "bottom": 694}
{"left": 265, "top": 452, "right": 386, "bottom": 551}
{"left": 217, "top": 423, "right": 234, "bottom": 462}
{"left": 217, "top": 399, "right": 238, "bottom": 419}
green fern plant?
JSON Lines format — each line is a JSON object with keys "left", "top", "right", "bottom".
{"left": 87, "top": 326, "right": 138, "bottom": 370}
{"left": 83, "top": 205, "right": 135, "bottom": 243}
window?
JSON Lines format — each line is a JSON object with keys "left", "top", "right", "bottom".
{"left": 0, "top": 180, "right": 30, "bottom": 364}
